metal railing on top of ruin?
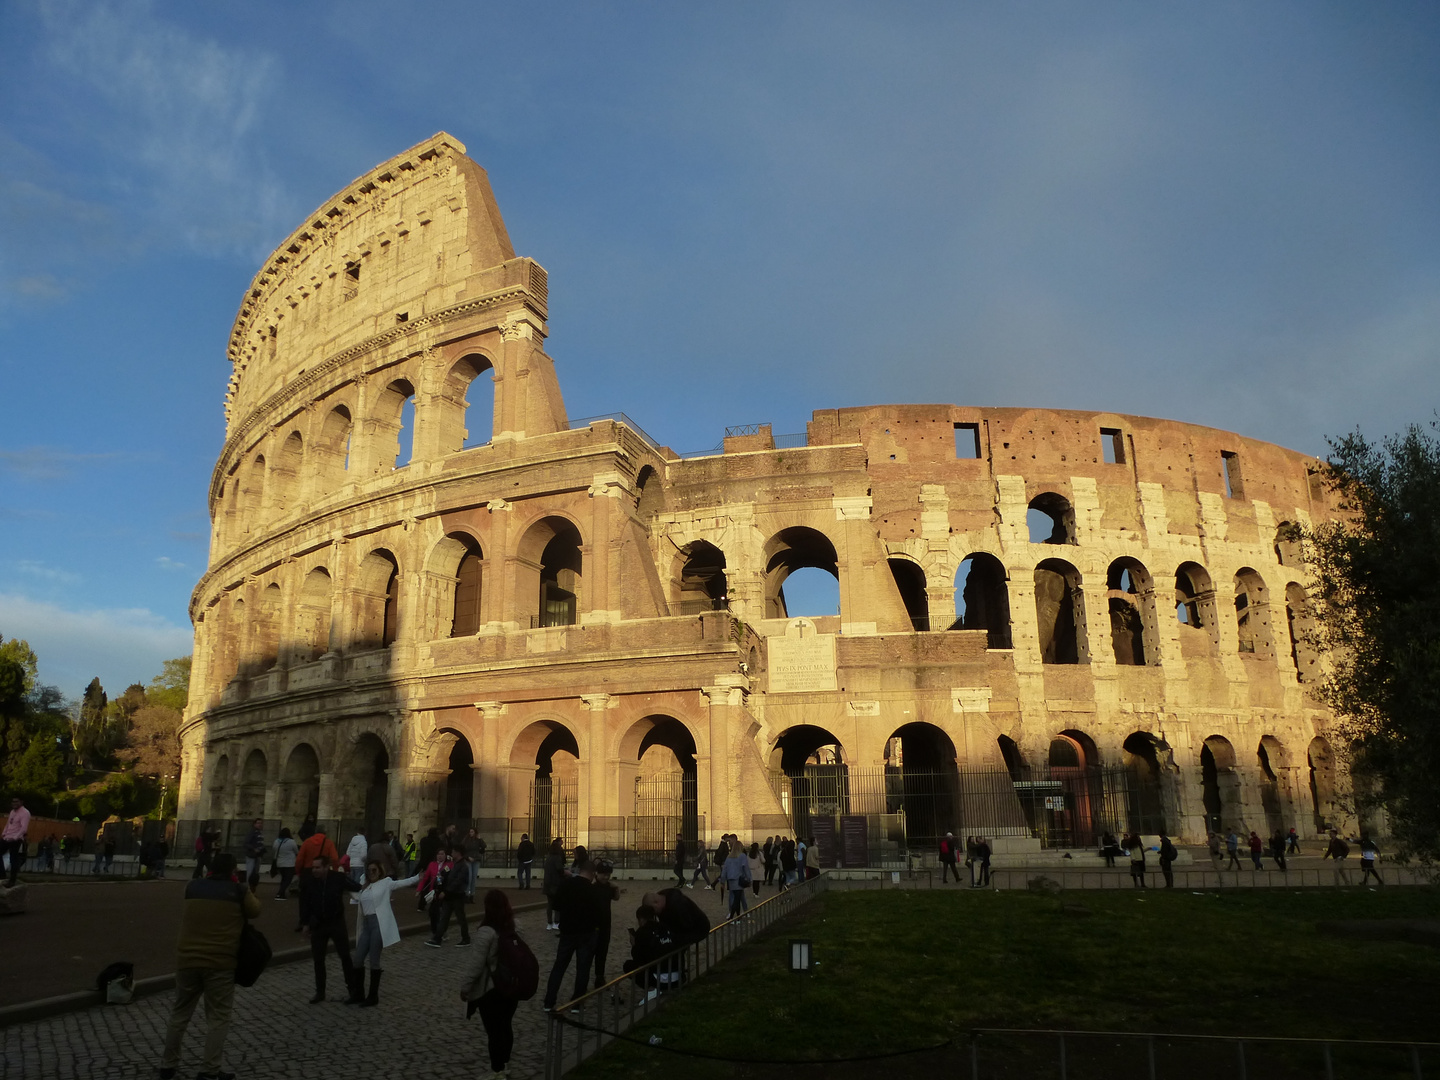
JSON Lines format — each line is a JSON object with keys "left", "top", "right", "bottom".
{"left": 567, "top": 412, "right": 665, "bottom": 455}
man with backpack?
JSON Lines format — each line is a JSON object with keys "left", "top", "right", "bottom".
{"left": 158, "top": 853, "right": 260, "bottom": 1080}
{"left": 938, "top": 832, "right": 961, "bottom": 884}
{"left": 543, "top": 857, "right": 599, "bottom": 1012}
{"left": 1158, "top": 832, "right": 1178, "bottom": 889}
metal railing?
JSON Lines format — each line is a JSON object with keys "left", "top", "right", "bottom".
{"left": 965, "top": 1028, "right": 1439, "bottom": 1079}
{"left": 543, "top": 872, "right": 830, "bottom": 1079}
{"left": 567, "top": 412, "right": 665, "bottom": 455}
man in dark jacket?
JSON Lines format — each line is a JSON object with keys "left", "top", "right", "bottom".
{"left": 642, "top": 886, "right": 710, "bottom": 986}
{"left": 158, "top": 854, "right": 260, "bottom": 1080}
{"left": 591, "top": 859, "right": 621, "bottom": 989}
{"left": 298, "top": 853, "right": 361, "bottom": 1004}
{"left": 516, "top": 833, "right": 535, "bottom": 889}
{"left": 543, "top": 857, "right": 598, "bottom": 1010}
{"left": 672, "top": 834, "right": 686, "bottom": 885}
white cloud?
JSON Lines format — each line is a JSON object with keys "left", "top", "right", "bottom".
{"left": 15, "top": 560, "right": 81, "bottom": 586}
{"left": 0, "top": 446, "right": 124, "bottom": 481}
{"left": 0, "top": 593, "right": 192, "bottom": 694}
{"left": 155, "top": 556, "right": 188, "bottom": 572}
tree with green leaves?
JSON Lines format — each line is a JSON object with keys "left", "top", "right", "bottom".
{"left": 1308, "top": 419, "right": 1440, "bottom": 863}
{"left": 148, "top": 657, "right": 191, "bottom": 713}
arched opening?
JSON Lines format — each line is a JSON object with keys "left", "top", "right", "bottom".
{"left": 316, "top": 404, "right": 352, "bottom": 485}
{"left": 764, "top": 527, "right": 840, "bottom": 619}
{"left": 452, "top": 538, "right": 484, "bottom": 637}
{"left": 673, "top": 540, "right": 728, "bottom": 614}
{"left": 951, "top": 553, "right": 1012, "bottom": 648}
{"left": 440, "top": 733, "right": 474, "bottom": 829}
{"left": 887, "top": 558, "right": 930, "bottom": 631}
{"left": 772, "top": 724, "right": 848, "bottom": 842}
{"left": 281, "top": 743, "right": 321, "bottom": 823}
{"left": 446, "top": 353, "right": 495, "bottom": 451}
{"left": 997, "top": 734, "right": 1026, "bottom": 778}
{"left": 242, "top": 453, "right": 266, "bottom": 526}
{"left": 237, "top": 748, "right": 267, "bottom": 819}
{"left": 1307, "top": 736, "right": 1337, "bottom": 834}
{"left": 636, "top": 465, "right": 665, "bottom": 518}
{"left": 253, "top": 583, "right": 282, "bottom": 673}
{"left": 1121, "top": 731, "right": 1169, "bottom": 834}
{"left": 271, "top": 431, "right": 304, "bottom": 516}
{"left": 1174, "top": 562, "right": 1220, "bottom": 654}
{"left": 884, "top": 722, "right": 960, "bottom": 852}
{"left": 512, "top": 721, "right": 581, "bottom": 846}
{"left": 1257, "top": 735, "right": 1289, "bottom": 835}
{"left": 223, "top": 597, "right": 244, "bottom": 684}
{"left": 1285, "top": 583, "right": 1319, "bottom": 683}
{"left": 1234, "top": 568, "right": 1274, "bottom": 660}
{"left": 351, "top": 733, "right": 390, "bottom": 840}
{"left": 1106, "top": 558, "right": 1155, "bottom": 666}
{"left": 356, "top": 549, "right": 400, "bottom": 649}
{"left": 373, "top": 378, "right": 417, "bottom": 472}
{"left": 1035, "top": 558, "right": 1086, "bottom": 664}
{"left": 1028, "top": 491, "right": 1076, "bottom": 545}
{"left": 1274, "top": 521, "right": 1303, "bottom": 568}
{"left": 1029, "top": 730, "right": 1100, "bottom": 847}
{"left": 517, "top": 517, "right": 584, "bottom": 628}
{"left": 296, "top": 567, "right": 332, "bottom": 662}
{"left": 622, "top": 716, "right": 700, "bottom": 855}
{"left": 207, "top": 754, "right": 231, "bottom": 817}
{"left": 1199, "top": 735, "right": 1241, "bottom": 835}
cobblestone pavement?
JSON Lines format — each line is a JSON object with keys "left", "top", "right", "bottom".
{"left": 1, "top": 880, "right": 735, "bottom": 1080}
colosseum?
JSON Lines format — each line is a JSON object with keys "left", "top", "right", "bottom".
{"left": 176, "top": 132, "right": 1357, "bottom": 863}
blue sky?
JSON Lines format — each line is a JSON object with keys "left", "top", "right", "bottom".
{"left": 1, "top": 1, "right": 1437, "bottom": 696}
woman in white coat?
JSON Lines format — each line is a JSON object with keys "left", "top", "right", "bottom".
{"left": 351, "top": 859, "right": 420, "bottom": 1005}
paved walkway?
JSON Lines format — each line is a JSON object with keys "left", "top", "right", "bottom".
{"left": 1, "top": 880, "right": 735, "bottom": 1080}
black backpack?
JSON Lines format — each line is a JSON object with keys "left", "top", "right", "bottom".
{"left": 233, "top": 887, "right": 272, "bottom": 987}
{"left": 492, "top": 931, "right": 539, "bottom": 1000}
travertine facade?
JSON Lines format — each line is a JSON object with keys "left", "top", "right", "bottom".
{"left": 178, "top": 133, "right": 1353, "bottom": 853}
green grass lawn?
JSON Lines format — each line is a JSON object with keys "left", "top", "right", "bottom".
{"left": 571, "top": 885, "right": 1440, "bottom": 1080}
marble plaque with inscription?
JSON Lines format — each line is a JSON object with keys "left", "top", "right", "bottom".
{"left": 767, "top": 619, "right": 838, "bottom": 693}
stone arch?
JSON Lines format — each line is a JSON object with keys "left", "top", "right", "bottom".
{"left": 241, "top": 453, "right": 266, "bottom": 524}
{"left": 671, "top": 540, "right": 728, "bottom": 613}
{"left": 1274, "top": 520, "right": 1304, "bottom": 568}
{"left": 1200, "top": 734, "right": 1243, "bottom": 834}
{"left": 314, "top": 403, "right": 352, "bottom": 487}
{"left": 1106, "top": 557, "right": 1157, "bottom": 666}
{"left": 355, "top": 549, "right": 400, "bottom": 649}
{"left": 509, "top": 719, "right": 582, "bottom": 846}
{"left": 1307, "top": 735, "right": 1338, "bottom": 834}
{"left": 887, "top": 556, "right": 930, "bottom": 631}
{"left": 1121, "top": 731, "right": 1172, "bottom": 834}
{"left": 996, "top": 734, "right": 1026, "bottom": 777}
{"left": 1028, "top": 491, "right": 1076, "bottom": 545}
{"left": 763, "top": 526, "right": 841, "bottom": 619}
{"left": 516, "top": 515, "right": 584, "bottom": 628}
{"left": 252, "top": 583, "right": 283, "bottom": 673}
{"left": 345, "top": 731, "right": 391, "bottom": 839}
{"left": 271, "top": 430, "right": 304, "bottom": 516}
{"left": 1257, "top": 734, "right": 1291, "bottom": 835}
{"left": 1234, "top": 567, "right": 1274, "bottom": 660}
{"left": 1035, "top": 558, "right": 1087, "bottom": 664}
{"left": 1047, "top": 729, "right": 1100, "bottom": 845}
{"left": 438, "top": 729, "right": 475, "bottom": 829}
{"left": 295, "top": 567, "right": 332, "bottom": 662}
{"left": 772, "top": 724, "right": 849, "bottom": 841}
{"left": 372, "top": 377, "right": 417, "bottom": 472}
{"left": 236, "top": 747, "right": 267, "bottom": 819}
{"left": 425, "top": 532, "right": 485, "bottom": 638}
{"left": 770, "top": 724, "right": 847, "bottom": 773}
{"left": 1174, "top": 561, "right": 1220, "bottom": 655}
{"left": 280, "top": 742, "right": 321, "bottom": 823}
{"left": 207, "top": 752, "right": 231, "bottom": 817}
{"left": 636, "top": 465, "right": 665, "bottom": 518}
{"left": 1284, "top": 582, "right": 1319, "bottom": 682}
{"left": 951, "top": 552, "right": 1012, "bottom": 648}
{"left": 620, "top": 715, "right": 700, "bottom": 847}
{"left": 884, "top": 721, "right": 960, "bottom": 847}
{"left": 441, "top": 352, "right": 496, "bottom": 452}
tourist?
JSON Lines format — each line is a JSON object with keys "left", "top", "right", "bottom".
{"left": 416, "top": 844, "right": 451, "bottom": 940}
{"left": 1099, "top": 831, "right": 1121, "bottom": 868}
{"left": 1207, "top": 830, "right": 1223, "bottom": 870}
{"left": 242, "top": 817, "right": 266, "bottom": 888}
{"left": 1247, "top": 831, "right": 1264, "bottom": 870}
{"left": 1125, "top": 832, "right": 1147, "bottom": 888}
{"left": 466, "top": 828, "right": 487, "bottom": 871}
{"left": 157, "top": 853, "right": 259, "bottom": 1080}
{"left": 418, "top": 827, "right": 442, "bottom": 873}
{"left": 1, "top": 796, "right": 28, "bottom": 887}
{"left": 388, "top": 831, "right": 404, "bottom": 876}
{"left": 366, "top": 833, "right": 399, "bottom": 879}
{"left": 543, "top": 838, "right": 567, "bottom": 929}
{"left": 153, "top": 837, "right": 169, "bottom": 879}
{"left": 344, "top": 830, "right": 369, "bottom": 883}
{"left": 42, "top": 833, "right": 57, "bottom": 873}
{"left": 795, "top": 836, "right": 808, "bottom": 876}
{"left": 427, "top": 844, "right": 473, "bottom": 948}
{"left": 1323, "top": 829, "right": 1351, "bottom": 885}
{"left": 747, "top": 842, "right": 763, "bottom": 898}
{"left": 352, "top": 858, "right": 420, "bottom": 1005}
{"left": 778, "top": 837, "right": 797, "bottom": 890}
{"left": 571, "top": 844, "right": 590, "bottom": 874}
{"left": 543, "top": 857, "right": 598, "bottom": 1011}
{"left": 1158, "top": 832, "right": 1177, "bottom": 889}
{"left": 719, "top": 840, "right": 751, "bottom": 919}
{"left": 298, "top": 853, "right": 362, "bottom": 1003}
{"left": 973, "top": 836, "right": 992, "bottom": 888}
{"left": 298, "top": 817, "right": 316, "bottom": 842}
{"left": 804, "top": 836, "right": 821, "bottom": 880}
{"left": 272, "top": 828, "right": 298, "bottom": 899}
{"left": 592, "top": 858, "right": 621, "bottom": 989}
{"left": 1286, "top": 827, "right": 1301, "bottom": 855}
{"left": 1269, "top": 829, "right": 1288, "bottom": 872}
{"left": 295, "top": 823, "right": 338, "bottom": 876}
{"left": 762, "top": 836, "right": 776, "bottom": 886}
{"left": 690, "top": 843, "right": 715, "bottom": 890}
{"left": 641, "top": 885, "right": 711, "bottom": 984}
{"left": 624, "top": 904, "right": 677, "bottom": 992}
{"left": 1359, "top": 836, "right": 1384, "bottom": 885}
{"left": 672, "top": 833, "right": 687, "bottom": 886}
{"left": 461, "top": 889, "right": 521, "bottom": 1078}
{"left": 515, "top": 832, "right": 534, "bottom": 890}
{"left": 938, "top": 832, "right": 961, "bottom": 884}
{"left": 1224, "top": 829, "right": 1242, "bottom": 871}
{"left": 965, "top": 835, "right": 979, "bottom": 883}
{"left": 401, "top": 833, "right": 417, "bottom": 876}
